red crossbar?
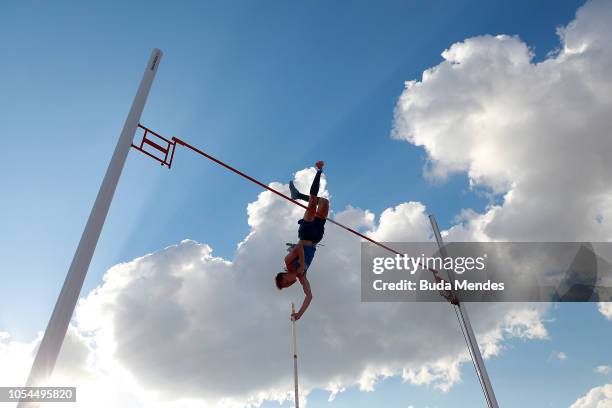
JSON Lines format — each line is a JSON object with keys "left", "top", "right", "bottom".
{"left": 132, "top": 124, "right": 453, "bottom": 301}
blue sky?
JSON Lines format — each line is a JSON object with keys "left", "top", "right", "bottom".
{"left": 2, "top": 0, "right": 610, "bottom": 407}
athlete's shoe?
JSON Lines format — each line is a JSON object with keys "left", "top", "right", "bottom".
{"left": 315, "top": 160, "right": 324, "bottom": 170}
{"left": 289, "top": 181, "right": 301, "bottom": 200}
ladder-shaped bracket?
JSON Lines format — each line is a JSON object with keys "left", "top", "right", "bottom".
{"left": 131, "top": 124, "right": 176, "bottom": 168}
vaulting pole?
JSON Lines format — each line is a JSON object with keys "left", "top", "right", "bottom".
{"left": 291, "top": 303, "right": 300, "bottom": 408}
{"left": 429, "top": 215, "right": 499, "bottom": 408}
{"left": 18, "top": 49, "right": 162, "bottom": 407}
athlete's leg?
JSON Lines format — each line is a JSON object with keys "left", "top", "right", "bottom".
{"left": 316, "top": 197, "right": 329, "bottom": 219}
{"left": 291, "top": 161, "right": 324, "bottom": 202}
{"left": 289, "top": 181, "right": 309, "bottom": 202}
{"left": 309, "top": 168, "right": 322, "bottom": 197}
{"left": 302, "top": 195, "right": 318, "bottom": 222}
{"left": 301, "top": 168, "right": 322, "bottom": 220}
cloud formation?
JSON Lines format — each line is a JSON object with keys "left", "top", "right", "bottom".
{"left": 599, "top": 302, "right": 612, "bottom": 319}
{"left": 570, "top": 383, "right": 612, "bottom": 408}
{"left": 67, "top": 170, "right": 548, "bottom": 406}
{"left": 393, "top": 0, "right": 612, "bottom": 244}
{"left": 3, "top": 170, "right": 547, "bottom": 407}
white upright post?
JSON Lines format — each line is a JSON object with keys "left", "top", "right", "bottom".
{"left": 429, "top": 215, "right": 499, "bottom": 408}
{"left": 19, "top": 49, "right": 163, "bottom": 403}
{"left": 291, "top": 303, "right": 299, "bottom": 408}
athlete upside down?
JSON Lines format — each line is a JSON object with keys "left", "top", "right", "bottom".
{"left": 275, "top": 161, "right": 328, "bottom": 321}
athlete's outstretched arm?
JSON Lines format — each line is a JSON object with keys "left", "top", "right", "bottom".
{"left": 293, "top": 276, "right": 312, "bottom": 321}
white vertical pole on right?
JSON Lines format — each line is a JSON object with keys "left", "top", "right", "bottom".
{"left": 429, "top": 215, "right": 499, "bottom": 408}
{"left": 291, "top": 303, "right": 299, "bottom": 408}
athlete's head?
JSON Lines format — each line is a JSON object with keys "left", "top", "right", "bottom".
{"left": 275, "top": 271, "right": 297, "bottom": 290}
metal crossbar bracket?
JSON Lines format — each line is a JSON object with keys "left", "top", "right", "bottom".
{"left": 132, "top": 124, "right": 176, "bottom": 168}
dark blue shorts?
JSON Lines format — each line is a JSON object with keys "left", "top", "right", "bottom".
{"left": 298, "top": 217, "right": 326, "bottom": 243}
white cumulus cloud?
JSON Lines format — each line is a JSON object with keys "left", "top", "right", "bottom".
{"left": 393, "top": 0, "right": 612, "bottom": 244}
{"left": 393, "top": 0, "right": 612, "bottom": 321}
{"left": 3, "top": 169, "right": 548, "bottom": 407}
{"left": 570, "top": 383, "right": 612, "bottom": 408}
{"left": 69, "top": 172, "right": 547, "bottom": 406}
{"left": 598, "top": 303, "right": 612, "bottom": 319}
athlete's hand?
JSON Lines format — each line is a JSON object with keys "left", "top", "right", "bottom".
{"left": 315, "top": 160, "right": 324, "bottom": 170}
{"left": 291, "top": 312, "right": 301, "bottom": 321}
